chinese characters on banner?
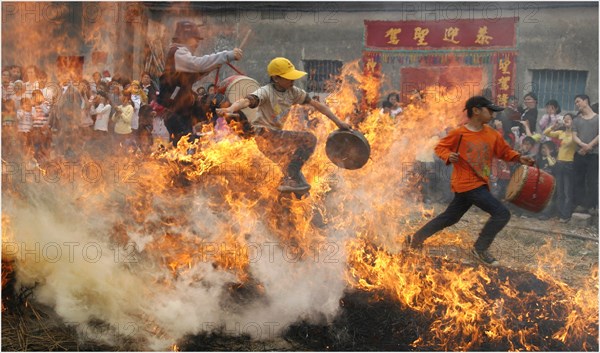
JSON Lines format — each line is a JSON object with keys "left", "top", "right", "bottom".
{"left": 365, "top": 18, "right": 516, "bottom": 50}
{"left": 362, "top": 55, "right": 382, "bottom": 109}
{"left": 493, "top": 52, "right": 517, "bottom": 106}
{"left": 363, "top": 18, "right": 518, "bottom": 104}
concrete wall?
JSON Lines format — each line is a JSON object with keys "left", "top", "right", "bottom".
{"left": 150, "top": 2, "right": 598, "bottom": 105}
{"left": 516, "top": 5, "right": 599, "bottom": 108}
{"left": 2, "top": 2, "right": 597, "bottom": 106}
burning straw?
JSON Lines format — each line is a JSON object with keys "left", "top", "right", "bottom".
{"left": 2, "top": 59, "right": 598, "bottom": 351}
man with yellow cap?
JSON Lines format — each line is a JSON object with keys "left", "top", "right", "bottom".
{"left": 218, "top": 57, "right": 351, "bottom": 193}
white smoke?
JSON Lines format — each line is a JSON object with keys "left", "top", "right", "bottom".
{"left": 3, "top": 157, "right": 348, "bottom": 350}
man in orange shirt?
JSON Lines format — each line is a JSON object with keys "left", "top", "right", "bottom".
{"left": 406, "top": 96, "right": 535, "bottom": 266}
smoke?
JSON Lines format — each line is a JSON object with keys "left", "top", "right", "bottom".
{"left": 2, "top": 55, "right": 466, "bottom": 350}
{"left": 3, "top": 147, "right": 349, "bottom": 350}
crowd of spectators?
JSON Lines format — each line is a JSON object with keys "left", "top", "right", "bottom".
{"left": 1, "top": 65, "right": 236, "bottom": 161}
{"left": 377, "top": 90, "right": 599, "bottom": 224}
{"left": 2, "top": 65, "right": 598, "bottom": 223}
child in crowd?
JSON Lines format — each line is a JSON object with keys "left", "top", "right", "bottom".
{"left": 79, "top": 80, "right": 95, "bottom": 138}
{"left": 112, "top": 90, "right": 134, "bottom": 149}
{"left": 17, "top": 97, "right": 33, "bottom": 153}
{"left": 2, "top": 99, "right": 17, "bottom": 156}
{"left": 536, "top": 141, "right": 557, "bottom": 174}
{"left": 31, "top": 90, "right": 51, "bottom": 160}
{"left": 12, "top": 80, "right": 26, "bottom": 110}
{"left": 108, "top": 83, "right": 123, "bottom": 133}
{"left": 140, "top": 72, "right": 158, "bottom": 103}
{"left": 91, "top": 91, "right": 112, "bottom": 137}
{"left": 539, "top": 100, "right": 562, "bottom": 143}
{"left": 535, "top": 141, "right": 558, "bottom": 220}
{"left": 544, "top": 113, "right": 577, "bottom": 222}
{"left": 492, "top": 118, "right": 516, "bottom": 147}
{"left": 149, "top": 101, "right": 170, "bottom": 148}
{"left": 380, "top": 101, "right": 393, "bottom": 117}
{"left": 24, "top": 65, "right": 39, "bottom": 96}
{"left": 128, "top": 81, "right": 145, "bottom": 146}
{"left": 2, "top": 69, "right": 15, "bottom": 101}
{"left": 385, "top": 92, "right": 403, "bottom": 118}
{"left": 519, "top": 136, "right": 538, "bottom": 159}
{"left": 207, "top": 84, "right": 216, "bottom": 95}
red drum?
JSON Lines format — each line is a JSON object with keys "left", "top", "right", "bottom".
{"left": 217, "top": 75, "right": 260, "bottom": 124}
{"left": 505, "top": 165, "right": 555, "bottom": 213}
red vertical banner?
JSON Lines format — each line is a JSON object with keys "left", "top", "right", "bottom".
{"left": 362, "top": 52, "right": 382, "bottom": 109}
{"left": 492, "top": 52, "right": 517, "bottom": 106}
{"left": 362, "top": 52, "right": 382, "bottom": 78}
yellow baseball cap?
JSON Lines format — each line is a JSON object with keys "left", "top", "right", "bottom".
{"left": 267, "top": 57, "right": 307, "bottom": 80}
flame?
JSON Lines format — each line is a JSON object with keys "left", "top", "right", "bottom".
{"left": 1, "top": 15, "right": 597, "bottom": 349}
{"left": 2, "top": 215, "right": 15, "bottom": 294}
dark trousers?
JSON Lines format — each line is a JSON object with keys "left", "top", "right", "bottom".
{"left": 255, "top": 128, "right": 317, "bottom": 179}
{"left": 163, "top": 110, "right": 192, "bottom": 147}
{"left": 573, "top": 152, "right": 599, "bottom": 209}
{"left": 412, "top": 185, "right": 511, "bottom": 251}
{"left": 554, "top": 161, "right": 574, "bottom": 219}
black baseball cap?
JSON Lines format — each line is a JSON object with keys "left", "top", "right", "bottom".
{"left": 464, "top": 96, "right": 504, "bottom": 112}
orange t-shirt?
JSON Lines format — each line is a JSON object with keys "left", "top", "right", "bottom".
{"left": 435, "top": 125, "right": 521, "bottom": 193}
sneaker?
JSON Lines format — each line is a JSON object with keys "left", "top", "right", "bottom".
{"left": 403, "top": 235, "right": 423, "bottom": 251}
{"left": 588, "top": 208, "right": 598, "bottom": 216}
{"left": 538, "top": 215, "right": 551, "bottom": 220}
{"left": 558, "top": 218, "right": 570, "bottom": 223}
{"left": 471, "top": 248, "right": 499, "bottom": 266}
{"left": 402, "top": 235, "right": 412, "bottom": 251}
{"left": 574, "top": 206, "right": 587, "bottom": 213}
{"left": 277, "top": 177, "right": 311, "bottom": 193}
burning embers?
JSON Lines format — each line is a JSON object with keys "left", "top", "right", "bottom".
{"left": 345, "top": 238, "right": 598, "bottom": 351}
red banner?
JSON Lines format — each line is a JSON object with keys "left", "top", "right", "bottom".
{"left": 362, "top": 55, "right": 382, "bottom": 109}
{"left": 365, "top": 18, "right": 517, "bottom": 50}
{"left": 492, "top": 52, "right": 517, "bottom": 105}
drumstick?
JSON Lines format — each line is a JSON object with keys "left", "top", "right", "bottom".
{"left": 239, "top": 29, "right": 252, "bottom": 50}
{"left": 455, "top": 134, "right": 463, "bottom": 153}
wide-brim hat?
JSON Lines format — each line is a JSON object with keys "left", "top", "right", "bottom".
{"left": 173, "top": 21, "right": 204, "bottom": 41}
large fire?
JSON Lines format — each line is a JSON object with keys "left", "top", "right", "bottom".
{"left": 2, "top": 58, "right": 598, "bottom": 351}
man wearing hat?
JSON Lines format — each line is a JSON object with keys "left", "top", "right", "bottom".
{"left": 157, "top": 20, "right": 243, "bottom": 146}
{"left": 218, "top": 57, "right": 351, "bottom": 193}
{"left": 405, "top": 96, "right": 534, "bottom": 266}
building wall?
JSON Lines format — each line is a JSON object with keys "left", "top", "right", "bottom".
{"left": 151, "top": 2, "right": 598, "bottom": 105}
{"left": 1, "top": 2, "right": 145, "bottom": 83}
{"left": 516, "top": 5, "right": 599, "bottom": 109}
{"left": 2, "top": 2, "right": 597, "bottom": 106}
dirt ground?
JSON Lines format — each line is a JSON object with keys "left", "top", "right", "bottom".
{"left": 2, "top": 201, "right": 598, "bottom": 351}
{"left": 421, "top": 203, "right": 599, "bottom": 287}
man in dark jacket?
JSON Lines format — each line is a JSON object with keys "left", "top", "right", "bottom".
{"left": 157, "top": 21, "right": 243, "bottom": 146}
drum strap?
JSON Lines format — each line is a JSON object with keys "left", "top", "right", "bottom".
{"left": 456, "top": 157, "right": 487, "bottom": 185}
{"left": 532, "top": 165, "right": 541, "bottom": 199}
{"left": 213, "top": 63, "right": 246, "bottom": 87}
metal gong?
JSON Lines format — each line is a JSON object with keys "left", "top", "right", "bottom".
{"left": 325, "top": 129, "right": 371, "bottom": 170}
